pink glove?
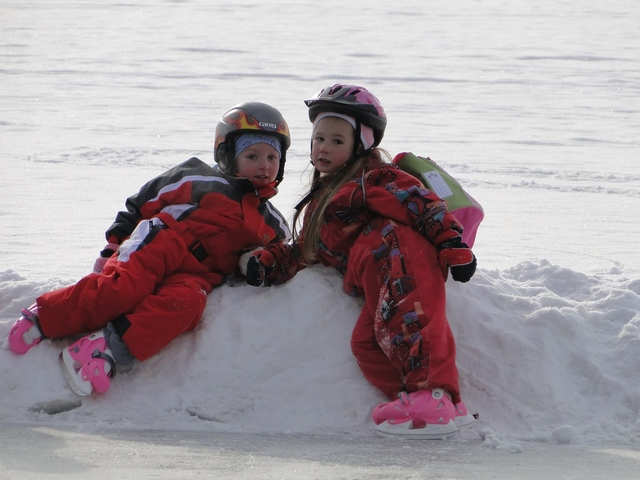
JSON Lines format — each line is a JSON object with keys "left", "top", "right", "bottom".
{"left": 93, "top": 242, "right": 119, "bottom": 273}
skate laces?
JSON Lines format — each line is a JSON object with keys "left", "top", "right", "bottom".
{"left": 79, "top": 351, "right": 115, "bottom": 394}
{"left": 69, "top": 333, "right": 116, "bottom": 377}
{"left": 90, "top": 350, "right": 116, "bottom": 377}
{"left": 62, "top": 332, "right": 117, "bottom": 395}
{"left": 20, "top": 306, "right": 38, "bottom": 322}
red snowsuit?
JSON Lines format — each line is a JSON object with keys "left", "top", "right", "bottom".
{"left": 265, "top": 159, "right": 465, "bottom": 403}
{"left": 36, "top": 157, "right": 290, "bottom": 361}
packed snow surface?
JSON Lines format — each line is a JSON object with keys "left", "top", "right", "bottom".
{"left": 1, "top": 0, "right": 639, "bottom": 459}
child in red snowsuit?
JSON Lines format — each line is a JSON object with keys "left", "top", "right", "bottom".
{"left": 239, "top": 85, "right": 477, "bottom": 438}
{"left": 8, "top": 102, "right": 292, "bottom": 397}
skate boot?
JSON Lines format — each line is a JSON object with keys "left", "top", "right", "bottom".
{"left": 372, "top": 389, "right": 457, "bottom": 439}
{"left": 60, "top": 331, "right": 115, "bottom": 396}
{"left": 453, "top": 400, "right": 477, "bottom": 428}
{"left": 8, "top": 304, "right": 43, "bottom": 354}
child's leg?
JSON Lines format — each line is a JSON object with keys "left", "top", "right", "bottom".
{"left": 351, "top": 303, "right": 404, "bottom": 399}
{"left": 346, "top": 221, "right": 460, "bottom": 404}
{"left": 57, "top": 272, "right": 211, "bottom": 396}
{"left": 391, "top": 225, "right": 460, "bottom": 403}
{"left": 118, "top": 272, "right": 213, "bottom": 361}
{"left": 346, "top": 224, "right": 406, "bottom": 398}
{"left": 36, "top": 220, "right": 189, "bottom": 339}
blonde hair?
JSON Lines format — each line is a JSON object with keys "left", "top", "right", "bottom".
{"left": 293, "top": 148, "right": 389, "bottom": 264}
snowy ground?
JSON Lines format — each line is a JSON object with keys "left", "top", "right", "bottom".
{"left": 2, "top": 423, "right": 640, "bottom": 480}
{"left": 1, "top": 264, "right": 639, "bottom": 478}
{"left": 1, "top": 0, "right": 639, "bottom": 478}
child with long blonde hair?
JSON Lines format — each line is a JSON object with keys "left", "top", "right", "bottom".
{"left": 239, "top": 85, "right": 477, "bottom": 438}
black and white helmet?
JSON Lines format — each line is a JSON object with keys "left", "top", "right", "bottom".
{"left": 214, "top": 102, "right": 291, "bottom": 184}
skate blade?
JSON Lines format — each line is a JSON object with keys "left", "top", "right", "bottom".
{"left": 59, "top": 350, "right": 93, "bottom": 397}
{"left": 374, "top": 419, "right": 458, "bottom": 440}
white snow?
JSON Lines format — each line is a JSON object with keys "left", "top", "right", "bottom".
{"left": 2, "top": 260, "right": 639, "bottom": 448}
{"left": 1, "top": 0, "right": 639, "bottom": 476}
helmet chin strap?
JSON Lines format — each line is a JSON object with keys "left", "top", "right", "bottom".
{"left": 353, "top": 122, "right": 365, "bottom": 157}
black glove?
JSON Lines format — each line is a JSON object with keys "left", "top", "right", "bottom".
{"left": 238, "top": 248, "right": 275, "bottom": 286}
{"left": 438, "top": 239, "right": 477, "bottom": 283}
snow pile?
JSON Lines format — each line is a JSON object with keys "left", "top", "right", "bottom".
{"left": 1, "top": 261, "right": 638, "bottom": 445}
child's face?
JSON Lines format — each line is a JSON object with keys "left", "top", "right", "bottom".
{"left": 235, "top": 143, "right": 281, "bottom": 187}
{"left": 311, "top": 117, "right": 355, "bottom": 175}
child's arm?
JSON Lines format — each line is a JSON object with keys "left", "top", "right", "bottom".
{"left": 333, "top": 167, "right": 477, "bottom": 282}
{"left": 104, "top": 157, "right": 213, "bottom": 243}
{"left": 334, "top": 167, "right": 464, "bottom": 247}
{"left": 91, "top": 158, "right": 213, "bottom": 273}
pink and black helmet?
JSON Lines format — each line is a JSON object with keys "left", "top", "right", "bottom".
{"left": 304, "top": 84, "right": 387, "bottom": 149}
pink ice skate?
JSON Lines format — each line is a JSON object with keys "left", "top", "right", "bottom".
{"left": 372, "top": 389, "right": 457, "bottom": 439}
{"left": 453, "top": 400, "right": 477, "bottom": 428}
{"left": 60, "top": 331, "right": 115, "bottom": 396}
{"left": 8, "top": 304, "right": 43, "bottom": 355}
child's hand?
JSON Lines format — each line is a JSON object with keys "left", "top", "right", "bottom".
{"left": 238, "top": 248, "right": 275, "bottom": 286}
{"left": 92, "top": 242, "right": 119, "bottom": 273}
{"left": 438, "top": 239, "right": 476, "bottom": 282}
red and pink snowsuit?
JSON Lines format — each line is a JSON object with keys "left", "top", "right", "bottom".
{"left": 36, "top": 157, "right": 290, "bottom": 361}
{"left": 265, "top": 159, "right": 465, "bottom": 403}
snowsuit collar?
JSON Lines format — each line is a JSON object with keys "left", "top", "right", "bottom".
{"left": 215, "top": 165, "right": 278, "bottom": 200}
